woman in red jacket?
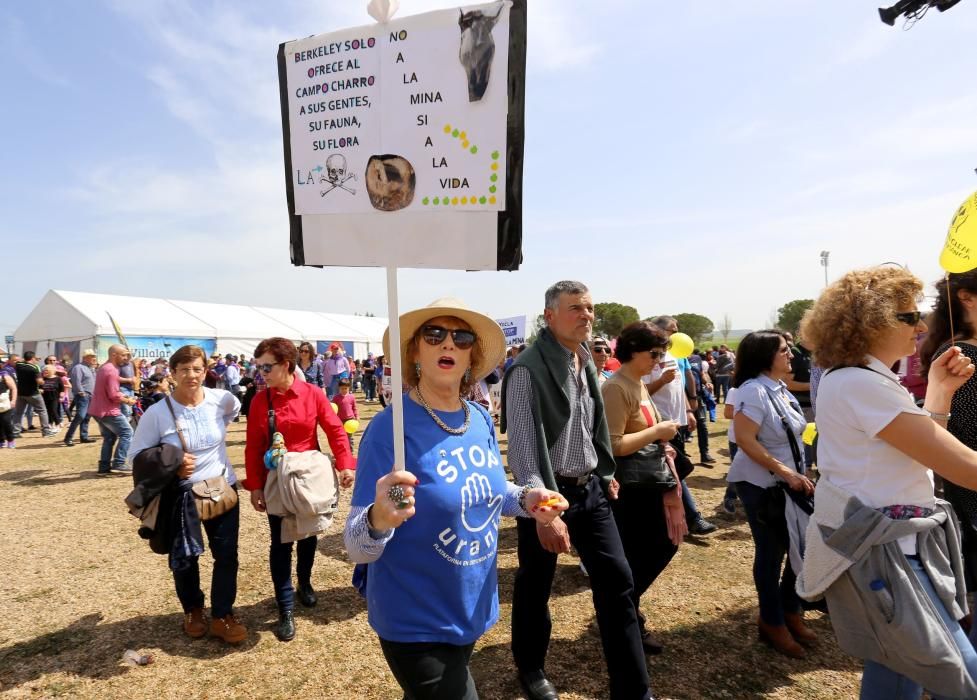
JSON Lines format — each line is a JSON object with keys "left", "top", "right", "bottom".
{"left": 244, "top": 337, "right": 355, "bottom": 642}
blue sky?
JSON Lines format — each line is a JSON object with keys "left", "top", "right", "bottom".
{"left": 3, "top": 0, "right": 976, "bottom": 341}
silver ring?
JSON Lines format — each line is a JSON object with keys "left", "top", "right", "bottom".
{"left": 387, "top": 485, "right": 406, "bottom": 503}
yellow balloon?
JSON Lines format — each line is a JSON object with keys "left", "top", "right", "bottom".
{"left": 669, "top": 332, "right": 695, "bottom": 359}
{"left": 939, "top": 189, "right": 977, "bottom": 273}
{"left": 344, "top": 419, "right": 360, "bottom": 434}
{"left": 330, "top": 402, "right": 339, "bottom": 414}
{"left": 802, "top": 422, "right": 818, "bottom": 446}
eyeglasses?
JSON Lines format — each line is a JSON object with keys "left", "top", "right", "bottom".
{"left": 591, "top": 346, "right": 610, "bottom": 355}
{"left": 256, "top": 362, "right": 280, "bottom": 374}
{"left": 777, "top": 346, "right": 792, "bottom": 356}
{"left": 420, "top": 325, "right": 477, "bottom": 349}
{"left": 895, "top": 311, "right": 922, "bottom": 326}
{"left": 648, "top": 350, "right": 666, "bottom": 360}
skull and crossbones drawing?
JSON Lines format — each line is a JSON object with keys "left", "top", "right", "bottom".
{"left": 320, "top": 154, "right": 357, "bottom": 196}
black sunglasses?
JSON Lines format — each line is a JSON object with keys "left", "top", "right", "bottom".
{"left": 256, "top": 362, "right": 280, "bottom": 374}
{"left": 649, "top": 350, "right": 666, "bottom": 360}
{"left": 421, "top": 325, "right": 477, "bottom": 349}
{"left": 592, "top": 346, "right": 610, "bottom": 355}
{"left": 895, "top": 311, "right": 922, "bottom": 326}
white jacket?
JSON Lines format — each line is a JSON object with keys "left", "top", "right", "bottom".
{"left": 265, "top": 451, "right": 339, "bottom": 543}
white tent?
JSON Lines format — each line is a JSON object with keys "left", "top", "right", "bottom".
{"left": 12, "top": 290, "right": 386, "bottom": 362}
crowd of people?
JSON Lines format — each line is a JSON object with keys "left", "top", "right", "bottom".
{"left": 9, "top": 269, "right": 977, "bottom": 699}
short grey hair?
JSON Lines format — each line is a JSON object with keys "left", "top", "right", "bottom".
{"left": 649, "top": 315, "right": 675, "bottom": 330}
{"left": 544, "top": 280, "right": 589, "bottom": 311}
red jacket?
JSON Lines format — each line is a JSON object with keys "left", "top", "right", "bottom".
{"left": 244, "top": 379, "right": 355, "bottom": 491}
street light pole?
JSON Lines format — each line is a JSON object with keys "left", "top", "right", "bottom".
{"left": 820, "top": 250, "right": 830, "bottom": 288}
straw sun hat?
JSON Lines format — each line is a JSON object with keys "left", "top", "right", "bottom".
{"left": 382, "top": 297, "right": 506, "bottom": 384}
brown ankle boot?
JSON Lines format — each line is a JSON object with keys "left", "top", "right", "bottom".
{"left": 209, "top": 613, "right": 247, "bottom": 644}
{"left": 784, "top": 612, "right": 818, "bottom": 646}
{"left": 758, "top": 618, "right": 805, "bottom": 659}
{"left": 183, "top": 607, "right": 207, "bottom": 639}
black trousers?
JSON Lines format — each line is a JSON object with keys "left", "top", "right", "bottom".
{"left": 267, "top": 514, "right": 316, "bottom": 612}
{"left": 379, "top": 638, "right": 478, "bottom": 700}
{"left": 695, "top": 400, "right": 710, "bottom": 458}
{"left": 612, "top": 486, "right": 678, "bottom": 630}
{"left": 511, "top": 475, "right": 651, "bottom": 700}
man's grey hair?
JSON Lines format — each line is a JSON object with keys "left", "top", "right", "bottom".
{"left": 649, "top": 315, "right": 676, "bottom": 330}
{"left": 544, "top": 280, "right": 589, "bottom": 311}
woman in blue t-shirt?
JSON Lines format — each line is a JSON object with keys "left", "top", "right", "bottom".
{"left": 345, "top": 298, "right": 567, "bottom": 700}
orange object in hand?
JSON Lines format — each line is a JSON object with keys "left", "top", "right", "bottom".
{"left": 533, "top": 496, "right": 563, "bottom": 512}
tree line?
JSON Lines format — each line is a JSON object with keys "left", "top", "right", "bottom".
{"left": 525, "top": 300, "right": 815, "bottom": 346}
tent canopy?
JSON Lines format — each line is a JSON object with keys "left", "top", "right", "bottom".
{"left": 13, "top": 290, "right": 386, "bottom": 357}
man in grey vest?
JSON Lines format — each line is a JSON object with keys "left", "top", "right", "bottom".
{"left": 502, "top": 281, "right": 651, "bottom": 700}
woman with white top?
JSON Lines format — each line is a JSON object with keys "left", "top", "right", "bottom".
{"left": 727, "top": 330, "right": 815, "bottom": 659}
{"left": 801, "top": 266, "right": 977, "bottom": 699}
{"left": 129, "top": 344, "right": 245, "bottom": 644}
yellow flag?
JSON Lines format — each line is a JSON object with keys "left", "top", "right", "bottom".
{"left": 939, "top": 190, "right": 977, "bottom": 273}
{"left": 106, "top": 312, "right": 128, "bottom": 347}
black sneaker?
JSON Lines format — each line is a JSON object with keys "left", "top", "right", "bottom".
{"left": 700, "top": 454, "right": 717, "bottom": 464}
{"left": 297, "top": 583, "right": 318, "bottom": 608}
{"left": 80, "top": 438, "right": 98, "bottom": 443}
{"left": 63, "top": 439, "right": 75, "bottom": 447}
{"left": 690, "top": 518, "right": 718, "bottom": 535}
{"left": 518, "top": 670, "right": 558, "bottom": 700}
{"left": 641, "top": 629, "right": 664, "bottom": 655}
{"left": 274, "top": 610, "right": 295, "bottom": 642}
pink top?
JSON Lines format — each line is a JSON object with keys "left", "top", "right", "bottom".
{"left": 333, "top": 392, "right": 358, "bottom": 421}
{"left": 90, "top": 362, "right": 124, "bottom": 418}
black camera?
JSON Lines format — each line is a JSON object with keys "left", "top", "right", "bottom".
{"left": 878, "top": 0, "right": 963, "bottom": 26}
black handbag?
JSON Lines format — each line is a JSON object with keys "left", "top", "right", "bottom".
{"left": 614, "top": 442, "right": 677, "bottom": 491}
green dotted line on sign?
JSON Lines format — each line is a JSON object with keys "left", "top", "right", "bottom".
{"left": 420, "top": 129, "right": 501, "bottom": 207}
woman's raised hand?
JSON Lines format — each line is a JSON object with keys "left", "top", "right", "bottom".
{"left": 524, "top": 488, "right": 569, "bottom": 525}
{"left": 369, "top": 470, "right": 419, "bottom": 531}
{"left": 928, "top": 345, "right": 975, "bottom": 398}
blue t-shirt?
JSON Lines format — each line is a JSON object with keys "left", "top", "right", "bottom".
{"left": 351, "top": 396, "right": 507, "bottom": 644}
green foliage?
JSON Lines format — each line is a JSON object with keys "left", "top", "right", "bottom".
{"left": 776, "top": 299, "right": 814, "bottom": 335}
{"left": 673, "top": 313, "right": 715, "bottom": 345}
{"left": 525, "top": 315, "right": 546, "bottom": 344}
{"left": 593, "top": 302, "right": 640, "bottom": 339}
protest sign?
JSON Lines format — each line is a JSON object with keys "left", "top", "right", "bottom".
{"left": 495, "top": 315, "right": 525, "bottom": 345}
{"left": 278, "top": 0, "right": 525, "bottom": 271}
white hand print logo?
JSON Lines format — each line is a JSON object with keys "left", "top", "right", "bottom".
{"left": 460, "top": 472, "right": 503, "bottom": 533}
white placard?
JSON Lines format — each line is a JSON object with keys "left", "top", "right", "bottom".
{"left": 495, "top": 314, "right": 526, "bottom": 345}
{"left": 282, "top": 2, "right": 510, "bottom": 216}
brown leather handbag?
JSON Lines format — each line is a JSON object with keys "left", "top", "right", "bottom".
{"left": 165, "top": 397, "right": 238, "bottom": 521}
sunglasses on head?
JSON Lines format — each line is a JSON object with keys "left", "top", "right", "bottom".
{"left": 420, "top": 325, "right": 477, "bottom": 349}
{"left": 895, "top": 311, "right": 922, "bottom": 326}
{"left": 256, "top": 362, "right": 279, "bottom": 374}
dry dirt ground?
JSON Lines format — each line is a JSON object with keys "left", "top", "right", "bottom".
{"left": 0, "top": 399, "right": 863, "bottom": 699}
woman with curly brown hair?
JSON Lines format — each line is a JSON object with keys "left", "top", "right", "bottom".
{"left": 798, "top": 266, "right": 977, "bottom": 699}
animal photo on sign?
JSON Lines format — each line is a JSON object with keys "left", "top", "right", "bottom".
{"left": 365, "top": 154, "right": 416, "bottom": 211}
{"left": 458, "top": 2, "right": 504, "bottom": 102}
